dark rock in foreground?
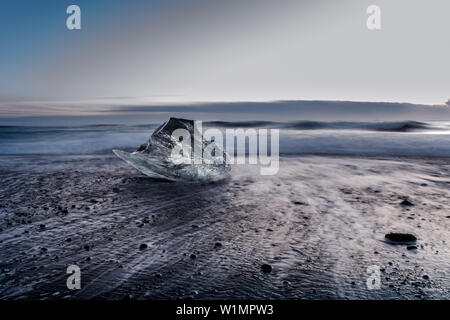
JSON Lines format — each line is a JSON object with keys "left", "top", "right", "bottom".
{"left": 139, "top": 243, "right": 148, "bottom": 250}
{"left": 385, "top": 233, "right": 417, "bottom": 243}
{"left": 400, "top": 199, "right": 414, "bottom": 206}
{"left": 261, "top": 264, "right": 272, "bottom": 273}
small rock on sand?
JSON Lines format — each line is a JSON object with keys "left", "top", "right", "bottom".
{"left": 261, "top": 264, "right": 272, "bottom": 273}
{"left": 400, "top": 199, "right": 414, "bottom": 206}
{"left": 385, "top": 233, "right": 417, "bottom": 242}
{"left": 139, "top": 243, "right": 148, "bottom": 250}
{"left": 190, "top": 254, "right": 197, "bottom": 259}
{"left": 407, "top": 245, "right": 418, "bottom": 250}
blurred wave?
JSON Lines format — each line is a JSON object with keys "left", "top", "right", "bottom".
{"left": 0, "top": 121, "right": 449, "bottom": 156}
{"left": 285, "top": 120, "right": 434, "bottom": 132}
{"left": 207, "top": 120, "right": 448, "bottom": 132}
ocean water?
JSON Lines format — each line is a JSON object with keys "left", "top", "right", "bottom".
{"left": 0, "top": 120, "right": 449, "bottom": 157}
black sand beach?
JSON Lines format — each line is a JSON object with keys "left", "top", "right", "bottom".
{"left": 0, "top": 155, "right": 449, "bottom": 299}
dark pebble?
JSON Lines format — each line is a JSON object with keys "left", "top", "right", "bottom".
{"left": 261, "top": 264, "right": 272, "bottom": 273}
{"left": 190, "top": 254, "right": 197, "bottom": 259}
{"left": 84, "top": 245, "right": 90, "bottom": 251}
{"left": 407, "top": 245, "right": 418, "bottom": 250}
{"left": 400, "top": 199, "right": 414, "bottom": 206}
{"left": 139, "top": 243, "right": 148, "bottom": 250}
{"left": 214, "top": 242, "right": 222, "bottom": 248}
{"left": 385, "top": 233, "right": 417, "bottom": 242}
{"left": 422, "top": 275, "right": 429, "bottom": 280}
{"left": 66, "top": 238, "right": 72, "bottom": 243}
{"left": 39, "top": 224, "right": 46, "bottom": 229}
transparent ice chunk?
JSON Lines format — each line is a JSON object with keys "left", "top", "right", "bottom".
{"left": 113, "top": 118, "right": 231, "bottom": 181}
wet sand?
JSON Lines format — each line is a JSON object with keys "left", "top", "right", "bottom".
{"left": 0, "top": 155, "right": 449, "bottom": 299}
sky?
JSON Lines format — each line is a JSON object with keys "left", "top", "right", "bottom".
{"left": 0, "top": 0, "right": 449, "bottom": 120}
